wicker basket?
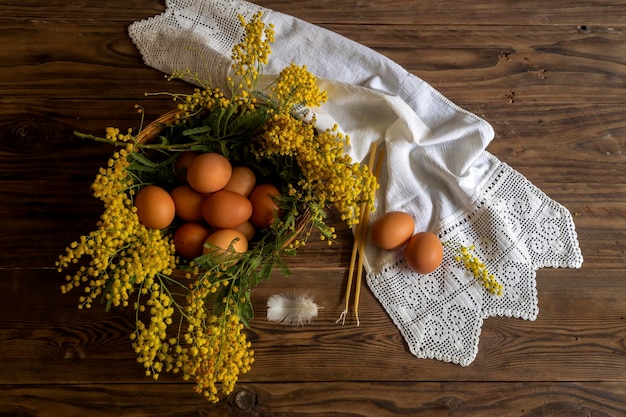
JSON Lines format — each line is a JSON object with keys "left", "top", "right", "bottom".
{"left": 135, "top": 109, "right": 181, "bottom": 145}
{"left": 134, "top": 110, "right": 311, "bottom": 278}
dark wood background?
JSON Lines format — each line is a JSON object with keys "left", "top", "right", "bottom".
{"left": 1, "top": 1, "right": 625, "bottom": 416}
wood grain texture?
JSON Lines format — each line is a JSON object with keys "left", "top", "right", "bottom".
{"left": 1, "top": 20, "right": 624, "bottom": 105}
{"left": 1, "top": 0, "right": 625, "bottom": 415}
{"left": 1, "top": 269, "right": 625, "bottom": 386}
{"left": 1, "top": 382, "right": 625, "bottom": 417}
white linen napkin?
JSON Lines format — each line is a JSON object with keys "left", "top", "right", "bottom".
{"left": 129, "top": 0, "right": 583, "bottom": 365}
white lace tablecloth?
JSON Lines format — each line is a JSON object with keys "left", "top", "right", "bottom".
{"left": 129, "top": 0, "right": 584, "bottom": 366}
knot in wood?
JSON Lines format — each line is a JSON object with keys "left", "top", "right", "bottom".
{"left": 3, "top": 119, "right": 54, "bottom": 153}
{"left": 234, "top": 388, "right": 256, "bottom": 410}
{"left": 441, "top": 396, "right": 463, "bottom": 409}
{"left": 426, "top": 396, "right": 464, "bottom": 410}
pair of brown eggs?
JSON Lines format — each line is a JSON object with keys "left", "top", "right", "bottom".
{"left": 370, "top": 211, "right": 443, "bottom": 274}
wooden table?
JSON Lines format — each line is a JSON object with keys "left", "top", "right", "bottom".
{"left": 2, "top": 1, "right": 625, "bottom": 415}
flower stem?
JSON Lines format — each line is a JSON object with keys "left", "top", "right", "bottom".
{"left": 73, "top": 131, "right": 202, "bottom": 151}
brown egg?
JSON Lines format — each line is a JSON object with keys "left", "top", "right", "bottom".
{"left": 170, "top": 184, "right": 205, "bottom": 222}
{"left": 176, "top": 151, "right": 200, "bottom": 170}
{"left": 173, "top": 222, "right": 211, "bottom": 259}
{"left": 370, "top": 211, "right": 415, "bottom": 250}
{"left": 203, "top": 229, "right": 248, "bottom": 260}
{"left": 174, "top": 151, "right": 200, "bottom": 182}
{"left": 201, "top": 189, "right": 253, "bottom": 229}
{"left": 232, "top": 220, "right": 257, "bottom": 241}
{"left": 223, "top": 166, "right": 256, "bottom": 197}
{"left": 404, "top": 231, "right": 443, "bottom": 274}
{"left": 249, "top": 183, "right": 281, "bottom": 228}
{"left": 134, "top": 185, "right": 176, "bottom": 229}
{"left": 186, "top": 152, "right": 232, "bottom": 193}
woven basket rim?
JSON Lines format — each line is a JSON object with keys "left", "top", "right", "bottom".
{"left": 135, "top": 109, "right": 181, "bottom": 145}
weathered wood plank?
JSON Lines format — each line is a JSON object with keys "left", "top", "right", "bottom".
{"left": 0, "top": 0, "right": 165, "bottom": 21}
{"left": 1, "top": 268, "right": 624, "bottom": 385}
{"left": 1, "top": 381, "right": 625, "bottom": 417}
{"left": 340, "top": 25, "right": 626, "bottom": 106}
{"left": 0, "top": 21, "right": 172, "bottom": 99}
{"left": 0, "top": 19, "right": 625, "bottom": 105}
{"left": 265, "top": 0, "right": 626, "bottom": 27}
{"left": 4, "top": 0, "right": 626, "bottom": 27}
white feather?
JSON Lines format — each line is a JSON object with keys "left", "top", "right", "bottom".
{"left": 266, "top": 293, "right": 318, "bottom": 326}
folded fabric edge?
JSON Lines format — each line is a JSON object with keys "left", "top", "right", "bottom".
{"left": 127, "top": 12, "right": 169, "bottom": 72}
{"left": 480, "top": 154, "right": 584, "bottom": 270}
{"left": 366, "top": 271, "right": 481, "bottom": 367}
